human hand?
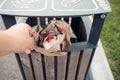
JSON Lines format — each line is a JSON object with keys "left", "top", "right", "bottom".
{"left": 5, "top": 23, "right": 34, "bottom": 54}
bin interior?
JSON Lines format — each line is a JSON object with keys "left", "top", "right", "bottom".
{"left": 25, "top": 17, "right": 87, "bottom": 43}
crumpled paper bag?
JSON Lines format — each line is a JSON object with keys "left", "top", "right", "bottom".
{"left": 31, "top": 20, "right": 76, "bottom": 56}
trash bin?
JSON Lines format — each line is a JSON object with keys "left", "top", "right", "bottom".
{"left": 0, "top": 0, "right": 111, "bottom": 80}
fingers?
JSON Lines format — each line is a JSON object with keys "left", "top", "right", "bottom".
{"left": 17, "top": 23, "right": 32, "bottom": 32}
{"left": 24, "top": 37, "right": 34, "bottom": 54}
{"left": 23, "top": 23, "right": 32, "bottom": 32}
{"left": 24, "top": 24, "right": 34, "bottom": 38}
{"left": 19, "top": 23, "right": 34, "bottom": 54}
{"left": 25, "top": 49, "right": 31, "bottom": 54}
{"left": 24, "top": 24, "right": 34, "bottom": 54}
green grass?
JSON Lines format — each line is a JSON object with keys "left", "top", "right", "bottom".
{"left": 100, "top": 0, "right": 120, "bottom": 80}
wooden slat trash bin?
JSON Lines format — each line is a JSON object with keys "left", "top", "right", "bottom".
{"left": 0, "top": 0, "right": 111, "bottom": 80}
{"left": 22, "top": 17, "right": 88, "bottom": 80}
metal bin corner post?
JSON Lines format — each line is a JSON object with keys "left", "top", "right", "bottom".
{"left": 84, "top": 13, "right": 107, "bottom": 80}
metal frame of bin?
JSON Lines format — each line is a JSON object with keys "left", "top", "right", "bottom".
{"left": 1, "top": 13, "right": 106, "bottom": 80}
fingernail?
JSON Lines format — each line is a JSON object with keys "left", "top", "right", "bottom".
{"left": 25, "top": 49, "right": 31, "bottom": 54}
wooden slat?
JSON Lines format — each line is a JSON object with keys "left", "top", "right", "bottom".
{"left": 67, "top": 52, "right": 80, "bottom": 80}
{"left": 77, "top": 49, "right": 93, "bottom": 80}
{"left": 45, "top": 56, "right": 55, "bottom": 80}
{"left": 57, "top": 55, "right": 67, "bottom": 80}
{"left": 19, "top": 53, "right": 34, "bottom": 80}
{"left": 31, "top": 52, "right": 44, "bottom": 80}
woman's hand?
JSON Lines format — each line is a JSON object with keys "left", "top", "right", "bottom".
{"left": 0, "top": 23, "right": 34, "bottom": 55}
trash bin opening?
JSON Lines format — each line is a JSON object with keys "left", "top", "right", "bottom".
{"left": 26, "top": 17, "right": 87, "bottom": 43}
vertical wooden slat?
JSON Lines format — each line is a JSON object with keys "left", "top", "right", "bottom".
{"left": 57, "top": 55, "right": 67, "bottom": 80}
{"left": 44, "top": 17, "right": 55, "bottom": 79}
{"left": 77, "top": 49, "right": 93, "bottom": 80}
{"left": 19, "top": 53, "right": 34, "bottom": 80}
{"left": 45, "top": 56, "right": 55, "bottom": 80}
{"left": 67, "top": 52, "right": 80, "bottom": 80}
{"left": 31, "top": 52, "right": 44, "bottom": 80}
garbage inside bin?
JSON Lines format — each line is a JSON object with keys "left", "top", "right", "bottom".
{"left": 31, "top": 20, "right": 76, "bottom": 56}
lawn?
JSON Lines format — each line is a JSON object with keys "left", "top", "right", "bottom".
{"left": 101, "top": 0, "right": 120, "bottom": 80}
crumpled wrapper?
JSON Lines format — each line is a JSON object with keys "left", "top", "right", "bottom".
{"left": 31, "top": 20, "right": 76, "bottom": 56}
